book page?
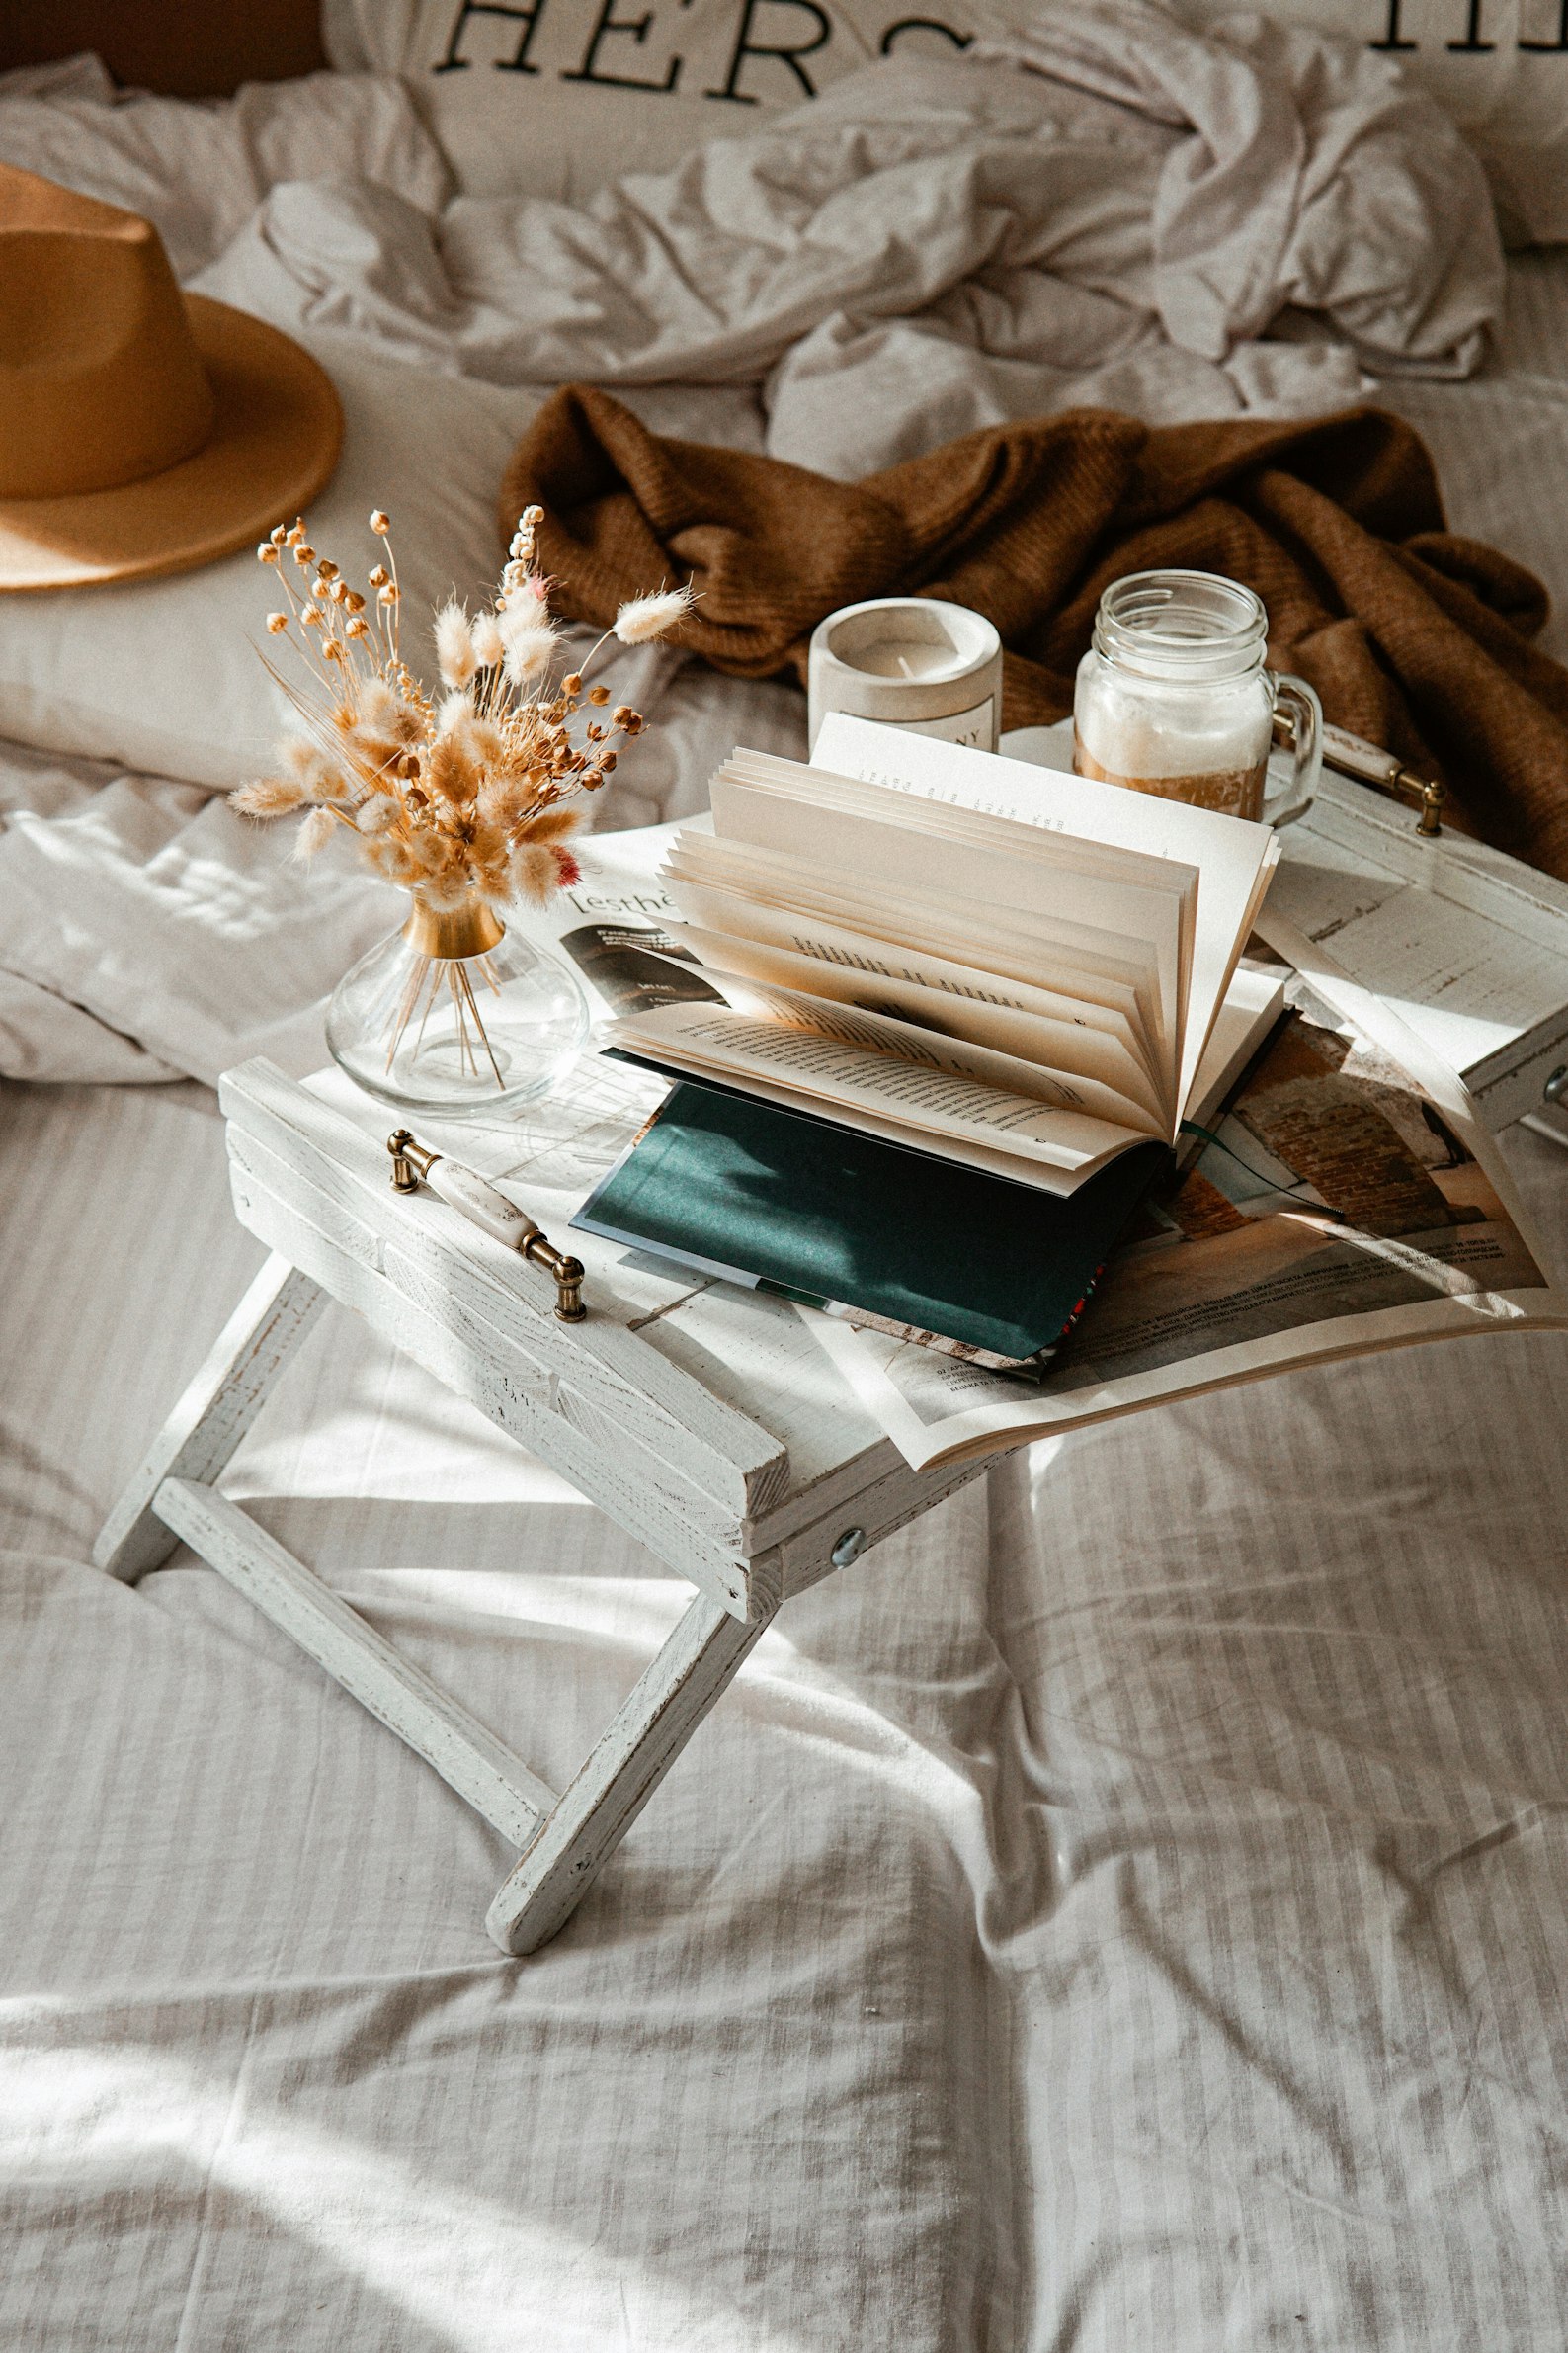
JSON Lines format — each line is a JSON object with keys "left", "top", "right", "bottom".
{"left": 707, "top": 968, "right": 1166, "bottom": 1134}
{"left": 1181, "top": 961, "right": 1287, "bottom": 1137}
{"left": 798, "top": 947, "right": 1565, "bottom": 1469}
{"left": 664, "top": 884, "right": 1149, "bottom": 1050}
{"left": 727, "top": 745, "right": 1191, "bottom": 900}
{"left": 716, "top": 750, "right": 1195, "bottom": 1049}
{"left": 710, "top": 753, "right": 1195, "bottom": 1086}
{"left": 608, "top": 1001, "right": 1150, "bottom": 1188}
{"left": 664, "top": 831, "right": 1166, "bottom": 1056}
{"left": 673, "top": 921, "right": 1165, "bottom": 1127}
{"left": 811, "top": 714, "right": 1277, "bottom": 1109}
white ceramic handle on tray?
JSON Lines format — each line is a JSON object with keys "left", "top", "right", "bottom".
{"left": 386, "top": 1130, "right": 586, "bottom": 1320}
{"left": 423, "top": 1157, "right": 541, "bottom": 1251}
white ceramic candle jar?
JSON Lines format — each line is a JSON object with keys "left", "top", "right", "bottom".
{"left": 1073, "top": 570, "right": 1320, "bottom": 825}
{"left": 807, "top": 598, "right": 1003, "bottom": 756}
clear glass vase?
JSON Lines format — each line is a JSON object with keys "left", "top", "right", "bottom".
{"left": 326, "top": 893, "right": 589, "bottom": 1122}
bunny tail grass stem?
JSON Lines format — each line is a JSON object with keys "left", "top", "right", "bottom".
{"left": 456, "top": 961, "right": 506, "bottom": 1087}
{"left": 385, "top": 954, "right": 436, "bottom": 1075}
{"left": 446, "top": 966, "right": 471, "bottom": 1079}
{"left": 410, "top": 958, "right": 445, "bottom": 1068}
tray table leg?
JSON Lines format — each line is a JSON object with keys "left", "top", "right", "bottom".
{"left": 152, "top": 1476, "right": 558, "bottom": 1851}
{"left": 486, "top": 1588, "right": 777, "bottom": 1956}
{"left": 94, "top": 1253, "right": 327, "bottom": 1583}
{"left": 93, "top": 1248, "right": 783, "bottom": 1953}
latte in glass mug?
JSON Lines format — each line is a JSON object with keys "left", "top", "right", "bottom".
{"left": 1074, "top": 571, "right": 1320, "bottom": 826}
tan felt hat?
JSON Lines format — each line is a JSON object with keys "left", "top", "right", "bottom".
{"left": 0, "top": 163, "right": 343, "bottom": 592}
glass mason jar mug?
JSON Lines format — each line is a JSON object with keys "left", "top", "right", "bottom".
{"left": 1073, "top": 570, "right": 1321, "bottom": 825}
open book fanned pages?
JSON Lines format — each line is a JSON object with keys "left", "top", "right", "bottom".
{"left": 604, "top": 714, "right": 1283, "bottom": 1198}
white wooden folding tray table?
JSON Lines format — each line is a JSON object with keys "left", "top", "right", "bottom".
{"left": 94, "top": 772, "right": 1568, "bottom": 1954}
{"left": 96, "top": 1057, "right": 984, "bottom": 1955}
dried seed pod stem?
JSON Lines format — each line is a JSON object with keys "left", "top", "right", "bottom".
{"left": 240, "top": 502, "right": 663, "bottom": 971}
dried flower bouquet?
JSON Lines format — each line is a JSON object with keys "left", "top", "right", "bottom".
{"left": 230, "top": 504, "right": 693, "bottom": 1102}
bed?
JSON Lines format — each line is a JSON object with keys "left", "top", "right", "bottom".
{"left": 4, "top": 10, "right": 1568, "bottom": 2348}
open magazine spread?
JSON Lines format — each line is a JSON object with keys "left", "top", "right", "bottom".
{"left": 602, "top": 726, "right": 1279, "bottom": 1198}
{"left": 803, "top": 908, "right": 1567, "bottom": 1468}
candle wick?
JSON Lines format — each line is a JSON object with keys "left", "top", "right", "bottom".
{"left": 896, "top": 655, "right": 916, "bottom": 680}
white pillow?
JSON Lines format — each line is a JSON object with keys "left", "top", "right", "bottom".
{"left": 322, "top": 0, "right": 979, "bottom": 202}
{"left": 0, "top": 337, "right": 547, "bottom": 792}
{"left": 327, "top": 0, "right": 1568, "bottom": 242}
{"left": 1167, "top": 0, "right": 1568, "bottom": 246}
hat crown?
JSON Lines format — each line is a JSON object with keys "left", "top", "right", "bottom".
{"left": 0, "top": 165, "right": 215, "bottom": 501}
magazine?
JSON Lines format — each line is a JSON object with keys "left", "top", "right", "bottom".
{"left": 800, "top": 906, "right": 1568, "bottom": 1469}
{"left": 513, "top": 823, "right": 718, "bottom": 1020}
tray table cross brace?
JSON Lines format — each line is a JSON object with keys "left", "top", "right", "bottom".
{"left": 95, "top": 1059, "right": 980, "bottom": 1954}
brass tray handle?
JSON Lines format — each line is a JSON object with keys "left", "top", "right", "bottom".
{"left": 388, "top": 1130, "right": 586, "bottom": 1322}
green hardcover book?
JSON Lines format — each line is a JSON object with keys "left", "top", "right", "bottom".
{"left": 573, "top": 1074, "right": 1171, "bottom": 1362}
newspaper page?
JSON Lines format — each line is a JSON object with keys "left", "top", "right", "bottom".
{"left": 1270, "top": 786, "right": 1568, "bottom": 1085}
{"left": 803, "top": 908, "right": 1568, "bottom": 1471}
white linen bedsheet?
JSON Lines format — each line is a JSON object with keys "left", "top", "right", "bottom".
{"left": 1369, "top": 246, "right": 1568, "bottom": 666}
{"left": 5, "top": 35, "right": 1568, "bottom": 2344}
{"left": 3, "top": 1070, "right": 1568, "bottom": 2350}
{"left": 0, "top": 1079, "right": 1016, "bottom": 2351}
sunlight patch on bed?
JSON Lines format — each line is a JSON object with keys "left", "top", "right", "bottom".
{"left": 0, "top": 2044, "right": 808, "bottom": 2353}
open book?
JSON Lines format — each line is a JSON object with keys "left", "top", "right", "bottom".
{"left": 603, "top": 716, "right": 1281, "bottom": 1199}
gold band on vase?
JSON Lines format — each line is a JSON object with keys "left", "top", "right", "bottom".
{"left": 401, "top": 898, "right": 506, "bottom": 961}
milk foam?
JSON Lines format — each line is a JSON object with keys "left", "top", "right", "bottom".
{"left": 1076, "top": 677, "right": 1269, "bottom": 781}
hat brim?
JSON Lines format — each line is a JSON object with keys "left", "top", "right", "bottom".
{"left": 0, "top": 295, "right": 344, "bottom": 593}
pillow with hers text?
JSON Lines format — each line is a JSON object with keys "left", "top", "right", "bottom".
{"left": 323, "top": 0, "right": 978, "bottom": 201}
{"left": 327, "top": 0, "right": 1568, "bottom": 241}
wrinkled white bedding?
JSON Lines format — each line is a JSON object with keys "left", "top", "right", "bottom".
{"left": 6, "top": 29, "right": 1568, "bottom": 2350}
{"left": 188, "top": 13, "right": 1505, "bottom": 478}
{"left": 0, "top": 656, "right": 804, "bottom": 1088}
{"left": 2, "top": 3, "right": 1504, "bottom": 486}
{"left": 0, "top": 0, "right": 1537, "bottom": 1089}
{"left": 0, "top": 51, "right": 450, "bottom": 277}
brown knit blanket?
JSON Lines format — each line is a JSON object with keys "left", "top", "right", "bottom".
{"left": 501, "top": 387, "right": 1568, "bottom": 880}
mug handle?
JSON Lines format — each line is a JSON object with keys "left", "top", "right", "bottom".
{"left": 1267, "top": 671, "right": 1322, "bottom": 827}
